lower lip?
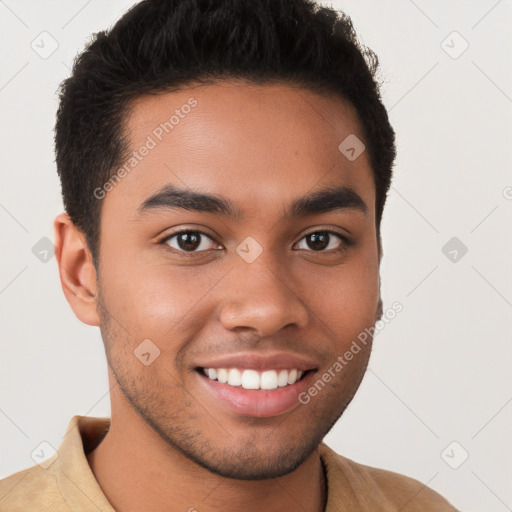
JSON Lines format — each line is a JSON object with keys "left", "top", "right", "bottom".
{"left": 196, "top": 370, "right": 315, "bottom": 418}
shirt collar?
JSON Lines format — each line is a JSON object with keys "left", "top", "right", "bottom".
{"left": 53, "top": 415, "right": 114, "bottom": 511}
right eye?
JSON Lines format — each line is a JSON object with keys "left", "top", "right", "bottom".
{"left": 160, "top": 230, "right": 222, "bottom": 255}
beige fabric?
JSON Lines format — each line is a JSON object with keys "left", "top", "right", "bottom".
{"left": 0, "top": 415, "right": 458, "bottom": 511}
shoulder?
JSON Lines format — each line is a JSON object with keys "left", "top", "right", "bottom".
{"left": 363, "top": 464, "right": 458, "bottom": 511}
{"left": 0, "top": 464, "right": 70, "bottom": 511}
{"left": 319, "top": 443, "right": 459, "bottom": 511}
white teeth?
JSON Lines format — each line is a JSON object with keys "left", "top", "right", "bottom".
{"left": 217, "top": 368, "right": 228, "bottom": 383}
{"left": 202, "top": 367, "right": 305, "bottom": 390}
{"left": 278, "top": 369, "right": 288, "bottom": 387}
{"left": 287, "top": 369, "right": 298, "bottom": 385}
{"left": 241, "top": 369, "right": 260, "bottom": 389}
{"left": 260, "top": 370, "right": 278, "bottom": 390}
{"left": 227, "top": 368, "right": 242, "bottom": 386}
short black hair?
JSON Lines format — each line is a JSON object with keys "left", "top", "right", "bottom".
{"left": 55, "top": 0, "right": 396, "bottom": 267}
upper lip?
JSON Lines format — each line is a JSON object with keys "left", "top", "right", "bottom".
{"left": 195, "top": 352, "right": 318, "bottom": 371}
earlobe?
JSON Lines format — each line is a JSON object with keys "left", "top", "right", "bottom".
{"left": 376, "top": 236, "right": 384, "bottom": 322}
{"left": 375, "top": 296, "right": 383, "bottom": 322}
{"left": 54, "top": 213, "right": 100, "bottom": 326}
{"left": 375, "top": 273, "right": 383, "bottom": 323}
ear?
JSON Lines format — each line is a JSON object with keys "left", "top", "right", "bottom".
{"left": 375, "top": 232, "right": 384, "bottom": 322}
{"left": 54, "top": 213, "right": 100, "bottom": 326}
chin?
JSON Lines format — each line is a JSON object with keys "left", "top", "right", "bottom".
{"left": 179, "top": 441, "right": 318, "bottom": 480}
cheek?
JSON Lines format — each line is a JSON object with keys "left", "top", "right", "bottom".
{"left": 99, "top": 250, "right": 225, "bottom": 340}
{"left": 299, "top": 248, "right": 380, "bottom": 339}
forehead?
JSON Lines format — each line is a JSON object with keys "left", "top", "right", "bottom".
{"left": 107, "top": 80, "right": 375, "bottom": 219}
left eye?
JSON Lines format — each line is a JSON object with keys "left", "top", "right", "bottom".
{"left": 295, "top": 231, "right": 346, "bottom": 252}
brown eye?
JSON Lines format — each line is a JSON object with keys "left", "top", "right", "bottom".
{"left": 176, "top": 232, "right": 201, "bottom": 251}
{"left": 295, "top": 231, "right": 346, "bottom": 252}
{"left": 162, "top": 230, "right": 219, "bottom": 253}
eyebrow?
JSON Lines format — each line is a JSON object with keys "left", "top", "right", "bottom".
{"left": 136, "top": 183, "right": 368, "bottom": 220}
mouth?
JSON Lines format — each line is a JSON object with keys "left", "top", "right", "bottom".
{"left": 195, "top": 366, "right": 317, "bottom": 418}
{"left": 197, "top": 367, "right": 310, "bottom": 390}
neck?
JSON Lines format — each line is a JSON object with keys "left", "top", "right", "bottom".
{"left": 86, "top": 388, "right": 327, "bottom": 512}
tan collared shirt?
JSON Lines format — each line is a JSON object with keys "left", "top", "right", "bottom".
{"left": 0, "top": 415, "right": 458, "bottom": 511}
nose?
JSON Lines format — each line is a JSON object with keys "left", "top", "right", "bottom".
{"left": 219, "top": 255, "right": 310, "bottom": 338}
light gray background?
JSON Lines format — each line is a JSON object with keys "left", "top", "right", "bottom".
{"left": 1, "top": 1, "right": 511, "bottom": 510}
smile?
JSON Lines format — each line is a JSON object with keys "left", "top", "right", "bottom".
{"left": 200, "top": 367, "right": 307, "bottom": 390}
{"left": 196, "top": 366, "right": 316, "bottom": 418}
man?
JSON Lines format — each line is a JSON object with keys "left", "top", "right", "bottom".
{"left": 0, "top": 0, "right": 458, "bottom": 510}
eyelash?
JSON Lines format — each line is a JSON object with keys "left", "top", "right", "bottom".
{"left": 159, "top": 229, "right": 351, "bottom": 258}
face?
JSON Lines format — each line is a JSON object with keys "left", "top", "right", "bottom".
{"left": 95, "top": 80, "right": 380, "bottom": 479}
